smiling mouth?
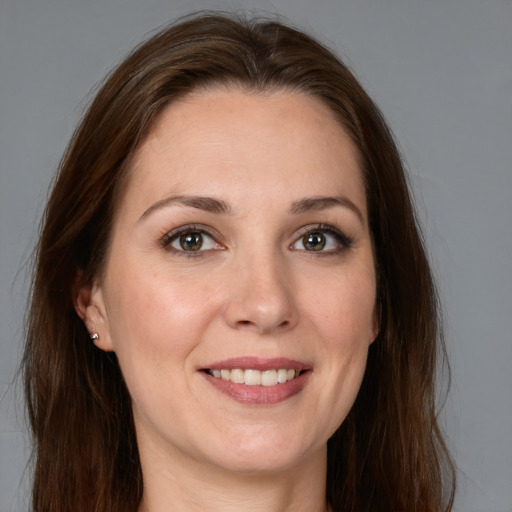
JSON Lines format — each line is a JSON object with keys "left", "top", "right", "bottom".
{"left": 200, "top": 357, "right": 311, "bottom": 404}
{"left": 204, "top": 368, "right": 305, "bottom": 386}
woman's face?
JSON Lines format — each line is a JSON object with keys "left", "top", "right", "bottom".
{"left": 87, "top": 89, "right": 377, "bottom": 475}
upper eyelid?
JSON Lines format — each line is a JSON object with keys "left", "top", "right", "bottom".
{"left": 293, "top": 223, "right": 352, "bottom": 239}
{"left": 294, "top": 223, "right": 338, "bottom": 236}
{"left": 163, "top": 224, "right": 222, "bottom": 240}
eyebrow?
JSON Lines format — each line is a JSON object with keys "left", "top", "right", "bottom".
{"left": 138, "top": 194, "right": 364, "bottom": 223}
{"left": 290, "top": 196, "right": 364, "bottom": 223}
{"left": 138, "top": 195, "right": 232, "bottom": 221}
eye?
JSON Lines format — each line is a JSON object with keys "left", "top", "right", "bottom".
{"left": 162, "top": 226, "right": 222, "bottom": 254}
{"left": 291, "top": 225, "right": 353, "bottom": 253}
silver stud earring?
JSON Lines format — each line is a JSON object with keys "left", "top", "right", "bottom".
{"left": 90, "top": 333, "right": 99, "bottom": 341}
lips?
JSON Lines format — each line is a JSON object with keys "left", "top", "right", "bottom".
{"left": 200, "top": 357, "right": 311, "bottom": 405}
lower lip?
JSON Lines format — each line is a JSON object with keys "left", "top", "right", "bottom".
{"left": 201, "top": 371, "right": 310, "bottom": 405}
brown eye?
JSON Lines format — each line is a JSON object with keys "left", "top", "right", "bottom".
{"left": 302, "top": 232, "right": 326, "bottom": 251}
{"left": 291, "top": 225, "right": 353, "bottom": 254}
{"left": 179, "top": 232, "right": 203, "bottom": 251}
{"left": 165, "top": 228, "right": 220, "bottom": 254}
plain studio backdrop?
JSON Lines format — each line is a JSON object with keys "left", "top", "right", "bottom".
{"left": 0, "top": 1, "right": 510, "bottom": 510}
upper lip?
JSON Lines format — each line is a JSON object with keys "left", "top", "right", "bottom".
{"left": 200, "top": 357, "right": 311, "bottom": 372}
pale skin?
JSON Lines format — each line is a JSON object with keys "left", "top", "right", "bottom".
{"left": 76, "top": 88, "right": 378, "bottom": 512}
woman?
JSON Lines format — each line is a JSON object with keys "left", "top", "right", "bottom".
{"left": 23, "top": 11, "right": 455, "bottom": 512}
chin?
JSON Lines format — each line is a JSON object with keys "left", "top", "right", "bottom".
{"left": 201, "top": 427, "right": 324, "bottom": 475}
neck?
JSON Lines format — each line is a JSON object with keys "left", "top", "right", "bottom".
{"left": 137, "top": 441, "right": 330, "bottom": 512}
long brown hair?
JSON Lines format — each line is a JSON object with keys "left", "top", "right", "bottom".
{"left": 23, "top": 11, "right": 455, "bottom": 512}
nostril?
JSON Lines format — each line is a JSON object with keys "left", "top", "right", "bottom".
{"left": 276, "top": 319, "right": 290, "bottom": 330}
{"left": 235, "top": 318, "right": 291, "bottom": 334}
{"left": 227, "top": 299, "right": 297, "bottom": 334}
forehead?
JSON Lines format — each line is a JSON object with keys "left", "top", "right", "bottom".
{"left": 120, "top": 88, "right": 366, "bottom": 219}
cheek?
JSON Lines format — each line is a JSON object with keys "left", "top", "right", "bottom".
{"left": 301, "top": 265, "right": 375, "bottom": 425}
{"left": 304, "top": 264, "right": 377, "bottom": 344}
{"left": 103, "top": 261, "right": 219, "bottom": 366}
{"left": 101, "top": 265, "right": 219, "bottom": 428}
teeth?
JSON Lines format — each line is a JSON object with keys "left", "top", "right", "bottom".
{"left": 230, "top": 368, "right": 244, "bottom": 384}
{"left": 277, "top": 368, "right": 288, "bottom": 383}
{"left": 261, "top": 369, "right": 277, "bottom": 386}
{"left": 244, "top": 369, "right": 261, "bottom": 386}
{"left": 208, "top": 368, "right": 300, "bottom": 386}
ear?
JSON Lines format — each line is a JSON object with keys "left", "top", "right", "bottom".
{"left": 72, "top": 269, "right": 114, "bottom": 352}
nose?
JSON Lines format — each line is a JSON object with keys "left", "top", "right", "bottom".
{"left": 223, "top": 252, "right": 299, "bottom": 335}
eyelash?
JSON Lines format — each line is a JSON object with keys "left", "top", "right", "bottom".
{"left": 292, "top": 224, "right": 354, "bottom": 254}
{"left": 160, "top": 223, "right": 354, "bottom": 257}
{"left": 160, "top": 224, "right": 221, "bottom": 258}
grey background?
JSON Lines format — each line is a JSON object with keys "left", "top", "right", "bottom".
{"left": 1, "top": 0, "right": 510, "bottom": 510}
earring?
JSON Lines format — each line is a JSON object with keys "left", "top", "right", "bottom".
{"left": 90, "top": 333, "right": 99, "bottom": 341}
